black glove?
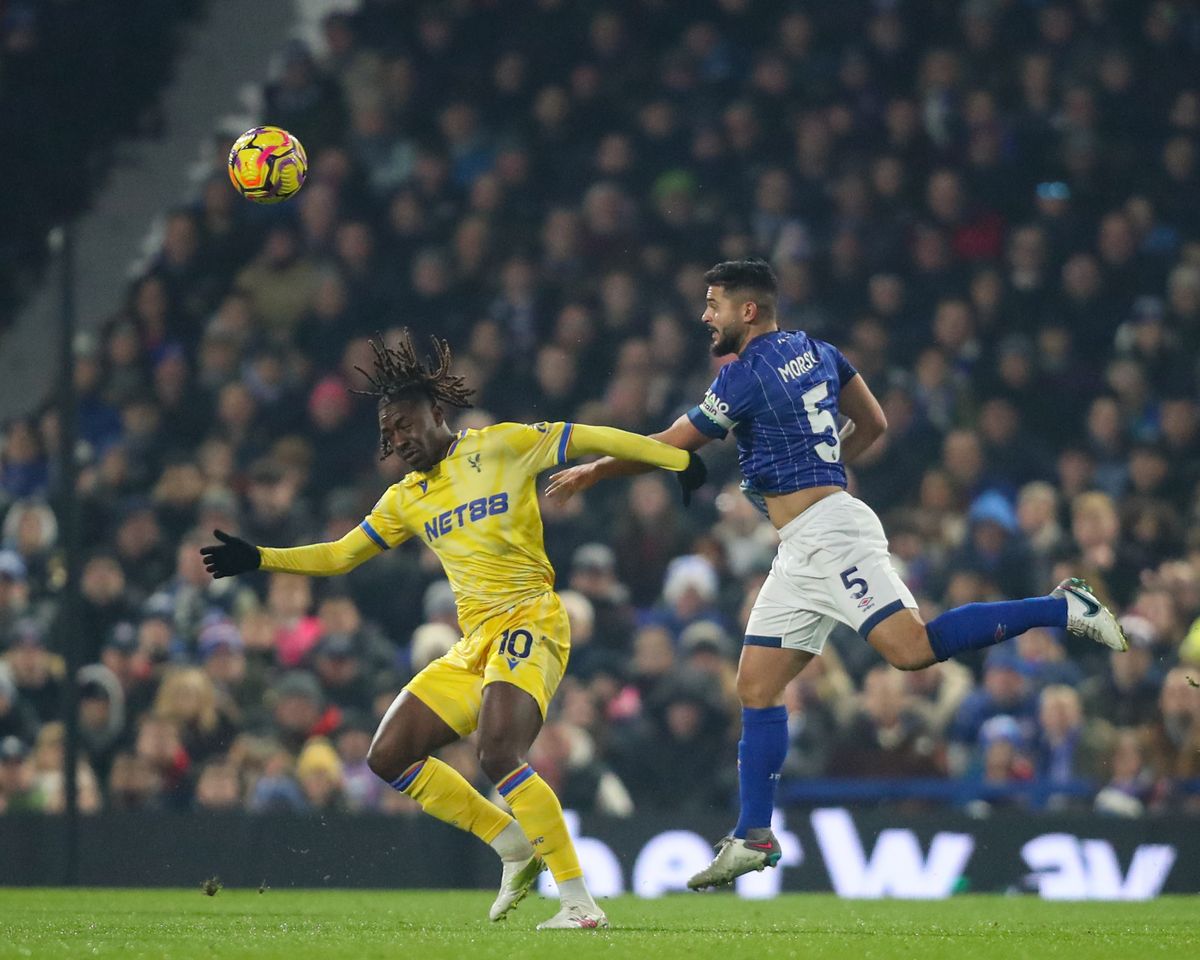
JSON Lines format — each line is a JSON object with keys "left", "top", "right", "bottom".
{"left": 676, "top": 451, "right": 708, "bottom": 506}
{"left": 200, "top": 529, "right": 261, "bottom": 579}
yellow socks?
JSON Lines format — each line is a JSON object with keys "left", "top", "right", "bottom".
{"left": 496, "top": 763, "right": 583, "bottom": 882}
{"left": 394, "top": 758, "right": 514, "bottom": 847}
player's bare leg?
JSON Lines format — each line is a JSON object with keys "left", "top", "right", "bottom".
{"left": 688, "top": 645, "right": 812, "bottom": 890}
{"left": 478, "top": 681, "right": 607, "bottom": 930}
{"left": 864, "top": 608, "right": 938, "bottom": 671}
{"left": 367, "top": 692, "right": 537, "bottom": 918}
{"left": 367, "top": 690, "right": 461, "bottom": 782}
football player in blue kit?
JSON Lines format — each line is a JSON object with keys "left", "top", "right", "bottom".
{"left": 546, "top": 258, "right": 1126, "bottom": 889}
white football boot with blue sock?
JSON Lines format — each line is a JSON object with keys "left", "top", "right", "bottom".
{"left": 1053, "top": 578, "right": 1127, "bottom": 651}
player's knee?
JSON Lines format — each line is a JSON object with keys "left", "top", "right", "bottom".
{"left": 365, "top": 742, "right": 396, "bottom": 783}
{"left": 865, "top": 610, "right": 935, "bottom": 671}
{"left": 476, "top": 735, "right": 523, "bottom": 784}
{"left": 886, "top": 648, "right": 931, "bottom": 671}
{"left": 366, "top": 733, "right": 419, "bottom": 784}
{"left": 873, "top": 628, "right": 935, "bottom": 671}
{"left": 736, "top": 671, "right": 785, "bottom": 709}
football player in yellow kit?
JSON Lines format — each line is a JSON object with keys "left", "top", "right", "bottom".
{"left": 201, "top": 331, "right": 705, "bottom": 929}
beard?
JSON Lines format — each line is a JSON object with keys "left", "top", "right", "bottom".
{"left": 710, "top": 326, "right": 741, "bottom": 356}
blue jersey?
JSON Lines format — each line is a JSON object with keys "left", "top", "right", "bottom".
{"left": 686, "top": 330, "right": 858, "bottom": 503}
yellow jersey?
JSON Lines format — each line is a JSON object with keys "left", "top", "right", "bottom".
{"left": 359, "top": 421, "right": 568, "bottom": 633}
{"left": 257, "top": 420, "right": 690, "bottom": 635}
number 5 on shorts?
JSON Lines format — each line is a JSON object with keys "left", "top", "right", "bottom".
{"left": 841, "top": 566, "right": 868, "bottom": 600}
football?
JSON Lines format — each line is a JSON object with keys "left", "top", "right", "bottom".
{"left": 227, "top": 125, "right": 307, "bottom": 203}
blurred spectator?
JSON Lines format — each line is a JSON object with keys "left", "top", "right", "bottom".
{"left": 780, "top": 672, "right": 837, "bottom": 780}
{"left": 133, "top": 715, "right": 191, "bottom": 809}
{"left": 5, "top": 619, "right": 61, "bottom": 725}
{"left": 1016, "top": 481, "right": 1066, "bottom": 583}
{"left": 152, "top": 667, "right": 236, "bottom": 764}
{"left": 975, "top": 714, "right": 1035, "bottom": 797}
{"left": 421, "top": 581, "right": 459, "bottom": 635}
{"left": 408, "top": 623, "right": 456, "bottom": 676}
{"left": 76, "top": 665, "right": 125, "bottom": 785}
{"left": 1033, "top": 685, "right": 1109, "bottom": 804}
{"left": 0, "top": 665, "right": 37, "bottom": 743}
{"left": 199, "top": 617, "right": 263, "bottom": 716}
{"left": 567, "top": 544, "right": 635, "bottom": 656}
{"left": 1094, "top": 729, "right": 1154, "bottom": 817}
{"left": 952, "top": 490, "right": 1036, "bottom": 599}
{"left": 950, "top": 650, "right": 1036, "bottom": 747}
{"left": 269, "top": 670, "right": 339, "bottom": 753}
{"left": 107, "top": 751, "right": 162, "bottom": 812}
{"left": 618, "top": 624, "right": 675, "bottom": 719}
{"left": 1, "top": 499, "right": 57, "bottom": 591}
{"left": 614, "top": 476, "right": 694, "bottom": 606}
{"left": 1081, "top": 624, "right": 1162, "bottom": 728}
{"left": 78, "top": 554, "right": 137, "bottom": 666}
{"left": 1012, "top": 628, "right": 1083, "bottom": 690}
{"left": 194, "top": 759, "right": 242, "bottom": 812}
{"left": 904, "top": 659, "right": 974, "bottom": 739}
{"left": 249, "top": 742, "right": 307, "bottom": 812}
{"left": 267, "top": 574, "right": 323, "bottom": 668}
{"left": 0, "top": 550, "right": 31, "bottom": 638}
{"left": 1140, "top": 667, "right": 1200, "bottom": 797}
{"left": 678, "top": 621, "right": 739, "bottom": 721}
{"left": 308, "top": 633, "right": 371, "bottom": 713}
{"left": 646, "top": 554, "right": 725, "bottom": 640}
{"left": 295, "top": 737, "right": 346, "bottom": 812}
{"left": 828, "top": 667, "right": 941, "bottom": 779}
{"left": 315, "top": 593, "right": 394, "bottom": 674}
{"left": 0, "top": 735, "right": 35, "bottom": 813}
{"left": 558, "top": 589, "right": 600, "bottom": 679}
{"left": 334, "top": 711, "right": 381, "bottom": 812}
{"left": 610, "top": 668, "right": 732, "bottom": 812}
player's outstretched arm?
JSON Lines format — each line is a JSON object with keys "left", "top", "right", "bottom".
{"left": 545, "top": 416, "right": 710, "bottom": 502}
{"left": 837, "top": 373, "right": 888, "bottom": 464}
{"left": 200, "top": 526, "right": 381, "bottom": 580}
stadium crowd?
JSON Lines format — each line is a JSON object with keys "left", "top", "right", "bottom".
{"left": 2, "top": 0, "right": 1200, "bottom": 820}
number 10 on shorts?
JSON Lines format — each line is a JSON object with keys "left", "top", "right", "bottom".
{"left": 499, "top": 628, "right": 534, "bottom": 659}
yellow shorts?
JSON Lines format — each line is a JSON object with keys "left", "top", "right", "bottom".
{"left": 404, "top": 592, "right": 571, "bottom": 738}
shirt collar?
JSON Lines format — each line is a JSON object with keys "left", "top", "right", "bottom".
{"left": 740, "top": 329, "right": 787, "bottom": 358}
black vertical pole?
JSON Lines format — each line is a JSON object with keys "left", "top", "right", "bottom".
{"left": 54, "top": 224, "right": 83, "bottom": 885}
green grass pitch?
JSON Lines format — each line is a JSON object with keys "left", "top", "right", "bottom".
{"left": 1, "top": 889, "right": 1196, "bottom": 960}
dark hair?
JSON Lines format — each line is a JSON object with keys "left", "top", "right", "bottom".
{"left": 352, "top": 329, "right": 474, "bottom": 459}
{"left": 703, "top": 258, "right": 778, "bottom": 315}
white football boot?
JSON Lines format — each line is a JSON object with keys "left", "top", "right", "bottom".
{"left": 489, "top": 854, "right": 545, "bottom": 921}
{"left": 1053, "top": 578, "right": 1128, "bottom": 652}
{"left": 535, "top": 903, "right": 610, "bottom": 930}
{"left": 687, "top": 832, "right": 782, "bottom": 890}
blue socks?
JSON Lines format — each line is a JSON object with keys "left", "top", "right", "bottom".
{"left": 732, "top": 705, "right": 789, "bottom": 839}
{"left": 926, "top": 596, "right": 1067, "bottom": 662}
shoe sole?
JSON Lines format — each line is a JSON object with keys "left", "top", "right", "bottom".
{"left": 490, "top": 856, "right": 546, "bottom": 922}
{"left": 537, "top": 916, "right": 610, "bottom": 930}
{"left": 688, "top": 850, "right": 781, "bottom": 890}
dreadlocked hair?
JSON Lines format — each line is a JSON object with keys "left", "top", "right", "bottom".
{"left": 351, "top": 330, "right": 475, "bottom": 459}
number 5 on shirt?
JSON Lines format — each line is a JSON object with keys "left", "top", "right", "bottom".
{"left": 802, "top": 381, "right": 840, "bottom": 463}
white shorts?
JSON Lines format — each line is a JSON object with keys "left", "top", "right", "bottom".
{"left": 744, "top": 491, "right": 916, "bottom": 655}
